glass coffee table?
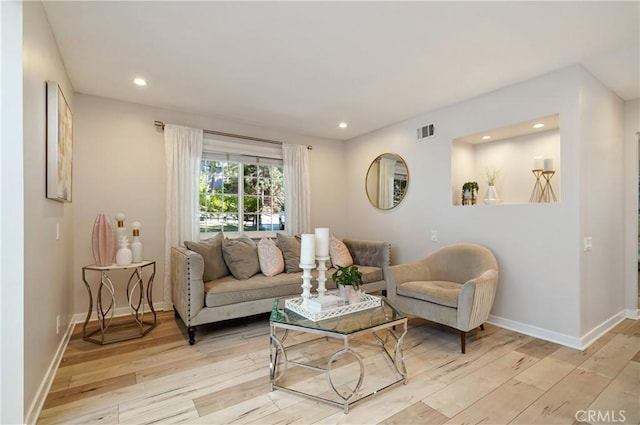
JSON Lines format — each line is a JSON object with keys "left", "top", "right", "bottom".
{"left": 269, "top": 295, "right": 407, "bottom": 413}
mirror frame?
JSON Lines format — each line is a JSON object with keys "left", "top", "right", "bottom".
{"left": 365, "top": 153, "right": 409, "bottom": 210}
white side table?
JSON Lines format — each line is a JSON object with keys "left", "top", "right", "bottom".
{"left": 81, "top": 261, "right": 157, "bottom": 344}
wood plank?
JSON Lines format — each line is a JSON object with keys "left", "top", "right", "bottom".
{"left": 511, "top": 368, "right": 610, "bottom": 424}
{"left": 514, "top": 355, "right": 576, "bottom": 391}
{"left": 578, "top": 334, "right": 640, "bottom": 379}
{"left": 584, "top": 361, "right": 640, "bottom": 425}
{"left": 422, "top": 351, "right": 538, "bottom": 418}
{"left": 379, "top": 401, "right": 448, "bottom": 425}
{"left": 446, "top": 379, "right": 544, "bottom": 424}
{"left": 43, "top": 373, "right": 136, "bottom": 410}
{"left": 516, "top": 337, "right": 562, "bottom": 359}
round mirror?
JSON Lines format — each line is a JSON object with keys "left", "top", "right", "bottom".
{"left": 365, "top": 153, "right": 409, "bottom": 210}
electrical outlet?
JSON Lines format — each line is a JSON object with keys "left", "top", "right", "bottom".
{"left": 56, "top": 315, "right": 60, "bottom": 335}
{"left": 430, "top": 230, "right": 438, "bottom": 242}
{"left": 583, "top": 237, "right": 593, "bottom": 252}
{"left": 56, "top": 223, "right": 60, "bottom": 240}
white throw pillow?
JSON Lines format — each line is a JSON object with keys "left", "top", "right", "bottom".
{"left": 329, "top": 236, "right": 353, "bottom": 267}
{"left": 257, "top": 238, "right": 285, "bottom": 277}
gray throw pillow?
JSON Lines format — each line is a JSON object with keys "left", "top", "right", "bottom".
{"left": 184, "top": 232, "right": 229, "bottom": 282}
{"left": 222, "top": 234, "right": 260, "bottom": 280}
{"left": 276, "top": 233, "right": 302, "bottom": 273}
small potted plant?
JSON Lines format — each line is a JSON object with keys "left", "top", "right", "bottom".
{"left": 461, "top": 181, "right": 479, "bottom": 205}
{"left": 332, "top": 265, "right": 363, "bottom": 304}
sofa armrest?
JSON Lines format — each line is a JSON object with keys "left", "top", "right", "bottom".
{"left": 343, "top": 238, "right": 390, "bottom": 268}
{"left": 171, "top": 246, "right": 205, "bottom": 326}
{"left": 457, "top": 269, "right": 499, "bottom": 331}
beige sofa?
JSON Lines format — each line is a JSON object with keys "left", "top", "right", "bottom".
{"left": 171, "top": 238, "right": 391, "bottom": 344}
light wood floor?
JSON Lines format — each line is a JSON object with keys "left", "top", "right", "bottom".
{"left": 37, "top": 310, "right": 639, "bottom": 424}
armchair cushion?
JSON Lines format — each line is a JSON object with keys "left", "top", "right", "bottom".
{"left": 397, "top": 280, "right": 461, "bottom": 308}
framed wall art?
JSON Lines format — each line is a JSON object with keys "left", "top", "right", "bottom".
{"left": 46, "top": 80, "right": 73, "bottom": 202}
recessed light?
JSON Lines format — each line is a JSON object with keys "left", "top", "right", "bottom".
{"left": 133, "top": 78, "right": 147, "bottom": 86}
{"left": 481, "top": 135, "right": 491, "bottom": 140}
{"left": 533, "top": 123, "right": 544, "bottom": 129}
{"left": 338, "top": 122, "right": 348, "bottom": 129}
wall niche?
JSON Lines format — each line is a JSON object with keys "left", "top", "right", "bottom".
{"left": 451, "top": 114, "right": 561, "bottom": 206}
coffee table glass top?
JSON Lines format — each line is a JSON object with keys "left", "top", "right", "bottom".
{"left": 270, "top": 295, "right": 405, "bottom": 335}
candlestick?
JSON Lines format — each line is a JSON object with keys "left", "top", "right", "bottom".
{"left": 314, "top": 227, "right": 329, "bottom": 257}
{"left": 299, "top": 263, "right": 314, "bottom": 307}
{"left": 529, "top": 170, "right": 544, "bottom": 203}
{"left": 315, "top": 255, "right": 330, "bottom": 298}
{"left": 300, "top": 234, "right": 316, "bottom": 265}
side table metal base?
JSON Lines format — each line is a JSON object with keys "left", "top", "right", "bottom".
{"left": 82, "top": 261, "right": 157, "bottom": 345}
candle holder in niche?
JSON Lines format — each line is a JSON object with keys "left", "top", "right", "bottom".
{"left": 540, "top": 171, "right": 558, "bottom": 203}
{"left": 529, "top": 169, "right": 544, "bottom": 203}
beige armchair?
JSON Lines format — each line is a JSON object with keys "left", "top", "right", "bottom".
{"left": 386, "top": 243, "right": 499, "bottom": 353}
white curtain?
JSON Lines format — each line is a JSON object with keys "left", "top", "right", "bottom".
{"left": 378, "top": 157, "right": 396, "bottom": 209}
{"left": 283, "top": 143, "right": 311, "bottom": 235}
{"left": 163, "top": 124, "right": 203, "bottom": 307}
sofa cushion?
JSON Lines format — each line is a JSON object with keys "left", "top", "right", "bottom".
{"left": 330, "top": 236, "right": 353, "bottom": 267}
{"left": 184, "top": 232, "right": 229, "bottom": 282}
{"left": 222, "top": 235, "right": 260, "bottom": 280}
{"left": 257, "top": 238, "right": 285, "bottom": 277}
{"left": 276, "top": 233, "right": 302, "bottom": 273}
{"left": 397, "top": 280, "right": 462, "bottom": 308}
{"left": 205, "top": 271, "right": 304, "bottom": 307}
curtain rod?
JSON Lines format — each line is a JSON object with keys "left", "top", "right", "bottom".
{"left": 154, "top": 121, "right": 312, "bottom": 150}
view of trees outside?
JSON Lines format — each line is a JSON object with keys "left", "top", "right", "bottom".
{"left": 199, "top": 160, "right": 285, "bottom": 233}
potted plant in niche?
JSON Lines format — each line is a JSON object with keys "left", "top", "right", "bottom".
{"left": 332, "top": 265, "right": 363, "bottom": 304}
{"left": 461, "top": 181, "right": 479, "bottom": 205}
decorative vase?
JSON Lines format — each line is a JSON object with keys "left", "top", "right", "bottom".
{"left": 114, "top": 212, "right": 127, "bottom": 256}
{"left": 484, "top": 185, "right": 499, "bottom": 205}
{"left": 131, "top": 221, "right": 143, "bottom": 263}
{"left": 92, "top": 214, "right": 115, "bottom": 266}
{"left": 116, "top": 237, "right": 133, "bottom": 266}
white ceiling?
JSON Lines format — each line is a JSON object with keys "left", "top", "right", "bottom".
{"left": 43, "top": 1, "right": 639, "bottom": 141}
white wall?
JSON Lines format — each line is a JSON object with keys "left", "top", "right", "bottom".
{"left": 1, "top": 2, "right": 25, "bottom": 423}
{"left": 73, "top": 94, "right": 347, "bottom": 315}
{"left": 577, "top": 69, "right": 625, "bottom": 336}
{"left": 345, "top": 66, "right": 587, "bottom": 343}
{"left": 624, "top": 99, "right": 639, "bottom": 315}
{"left": 22, "top": 1, "right": 76, "bottom": 422}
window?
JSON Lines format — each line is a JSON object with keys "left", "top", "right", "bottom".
{"left": 199, "top": 159, "right": 285, "bottom": 235}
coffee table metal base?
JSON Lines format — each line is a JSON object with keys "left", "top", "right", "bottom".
{"left": 269, "top": 318, "right": 407, "bottom": 414}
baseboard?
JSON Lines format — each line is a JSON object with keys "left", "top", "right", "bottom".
{"left": 624, "top": 308, "right": 640, "bottom": 320}
{"left": 488, "top": 310, "right": 628, "bottom": 351}
{"left": 487, "top": 315, "right": 583, "bottom": 349}
{"left": 24, "top": 316, "right": 75, "bottom": 425}
{"left": 72, "top": 301, "right": 169, "bottom": 323}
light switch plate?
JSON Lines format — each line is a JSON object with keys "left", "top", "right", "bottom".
{"left": 430, "top": 230, "right": 438, "bottom": 242}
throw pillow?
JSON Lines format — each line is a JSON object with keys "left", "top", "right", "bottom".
{"left": 329, "top": 235, "right": 354, "bottom": 267}
{"left": 222, "top": 234, "right": 260, "bottom": 280}
{"left": 257, "top": 238, "right": 285, "bottom": 277}
{"left": 184, "top": 232, "right": 229, "bottom": 282}
{"left": 276, "top": 233, "right": 302, "bottom": 273}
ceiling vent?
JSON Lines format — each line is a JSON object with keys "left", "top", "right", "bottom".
{"left": 417, "top": 123, "right": 435, "bottom": 141}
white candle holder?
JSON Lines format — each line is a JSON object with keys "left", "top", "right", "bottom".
{"left": 315, "top": 255, "right": 330, "bottom": 298}
{"left": 299, "top": 263, "right": 315, "bottom": 307}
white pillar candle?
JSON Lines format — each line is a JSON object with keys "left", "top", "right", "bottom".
{"left": 314, "top": 227, "right": 329, "bottom": 257}
{"left": 543, "top": 158, "right": 554, "bottom": 171}
{"left": 533, "top": 156, "right": 544, "bottom": 170}
{"left": 300, "top": 234, "right": 316, "bottom": 265}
